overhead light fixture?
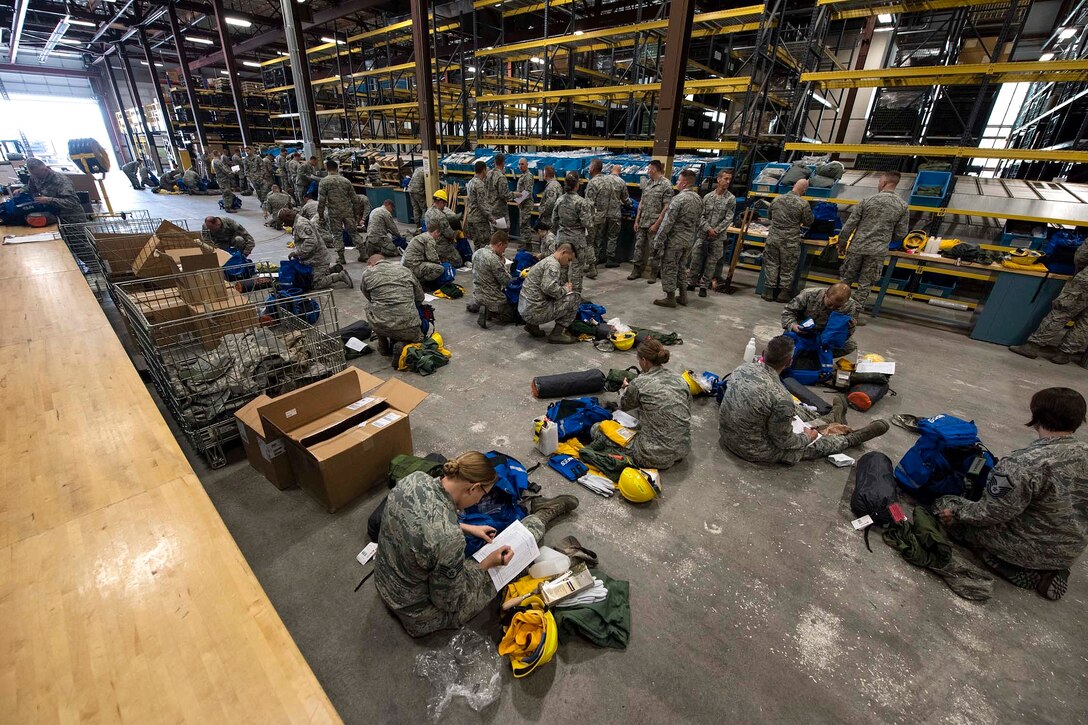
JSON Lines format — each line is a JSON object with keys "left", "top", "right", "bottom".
{"left": 188, "top": 36, "right": 215, "bottom": 45}
{"left": 50, "top": 50, "right": 80, "bottom": 58}
{"left": 874, "top": 26, "right": 894, "bottom": 33}
{"left": 140, "top": 60, "right": 164, "bottom": 67}
{"left": 224, "top": 17, "right": 251, "bottom": 28}
{"left": 812, "top": 92, "right": 836, "bottom": 109}
{"left": 877, "top": 13, "right": 893, "bottom": 23}
{"left": 320, "top": 37, "right": 345, "bottom": 45}
{"left": 1040, "top": 52, "right": 1055, "bottom": 61}
{"left": 220, "top": 70, "right": 231, "bottom": 75}
{"left": 530, "top": 56, "right": 544, "bottom": 64}
{"left": 243, "top": 61, "right": 262, "bottom": 67}
{"left": 1058, "top": 27, "right": 1077, "bottom": 39}
{"left": 68, "top": 18, "right": 97, "bottom": 28}
{"left": 467, "top": 65, "right": 477, "bottom": 72}
{"left": 39, "top": 15, "right": 71, "bottom": 63}
{"left": 573, "top": 30, "right": 584, "bottom": 36}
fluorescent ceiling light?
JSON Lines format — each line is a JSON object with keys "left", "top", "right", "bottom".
{"left": 1058, "top": 27, "right": 1076, "bottom": 39}
{"left": 530, "top": 56, "right": 544, "bottom": 64}
{"left": 812, "top": 92, "right": 836, "bottom": 109}
{"left": 39, "top": 16, "right": 71, "bottom": 63}
{"left": 224, "top": 17, "right": 251, "bottom": 27}
{"left": 220, "top": 70, "right": 231, "bottom": 75}
{"left": 242, "top": 61, "right": 262, "bottom": 67}
{"left": 573, "top": 30, "right": 584, "bottom": 36}
{"left": 50, "top": 50, "right": 81, "bottom": 57}
{"left": 877, "top": 13, "right": 893, "bottom": 23}
{"left": 68, "top": 19, "right": 97, "bottom": 28}
{"left": 467, "top": 65, "right": 477, "bottom": 72}
{"left": 189, "top": 36, "right": 214, "bottom": 45}
{"left": 1040, "top": 52, "right": 1055, "bottom": 61}
{"left": 140, "top": 61, "right": 164, "bottom": 67}
{"left": 874, "top": 26, "right": 894, "bottom": 32}
{"left": 277, "top": 50, "right": 289, "bottom": 56}
{"left": 320, "top": 37, "right": 345, "bottom": 45}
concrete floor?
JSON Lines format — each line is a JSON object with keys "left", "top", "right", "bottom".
{"left": 102, "top": 181, "right": 1087, "bottom": 723}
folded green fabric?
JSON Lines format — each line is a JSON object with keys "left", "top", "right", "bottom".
{"left": 552, "top": 571, "right": 631, "bottom": 649}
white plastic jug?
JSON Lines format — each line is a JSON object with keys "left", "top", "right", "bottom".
{"left": 535, "top": 417, "right": 559, "bottom": 456}
{"left": 529, "top": 546, "right": 571, "bottom": 579}
{"left": 743, "top": 337, "right": 757, "bottom": 363}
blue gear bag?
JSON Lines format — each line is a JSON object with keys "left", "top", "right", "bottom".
{"left": 221, "top": 246, "right": 255, "bottom": 281}
{"left": 545, "top": 397, "right": 612, "bottom": 441}
{"left": 783, "top": 311, "right": 852, "bottom": 385}
{"left": 459, "top": 450, "right": 531, "bottom": 556}
{"left": 894, "top": 414, "right": 995, "bottom": 503}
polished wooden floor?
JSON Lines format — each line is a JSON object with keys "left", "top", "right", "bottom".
{"left": 0, "top": 228, "right": 340, "bottom": 724}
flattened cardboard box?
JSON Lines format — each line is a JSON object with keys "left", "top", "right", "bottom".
{"left": 234, "top": 394, "right": 296, "bottom": 490}
{"left": 188, "top": 292, "right": 260, "bottom": 349}
{"left": 258, "top": 368, "right": 428, "bottom": 512}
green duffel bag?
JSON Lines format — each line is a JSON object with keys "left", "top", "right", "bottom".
{"left": 603, "top": 366, "right": 640, "bottom": 392}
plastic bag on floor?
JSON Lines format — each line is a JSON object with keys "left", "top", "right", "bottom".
{"left": 414, "top": 629, "right": 501, "bottom": 720}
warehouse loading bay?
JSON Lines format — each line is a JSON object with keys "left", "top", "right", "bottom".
{"left": 1, "top": 0, "right": 1087, "bottom": 723}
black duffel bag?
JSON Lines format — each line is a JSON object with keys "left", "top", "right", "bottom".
{"left": 782, "top": 375, "right": 832, "bottom": 416}
{"left": 850, "top": 451, "right": 898, "bottom": 527}
{"left": 531, "top": 368, "right": 606, "bottom": 398}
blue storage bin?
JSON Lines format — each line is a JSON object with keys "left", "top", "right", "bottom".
{"left": 909, "top": 171, "right": 952, "bottom": 208}
{"left": 751, "top": 162, "right": 790, "bottom": 193}
{"left": 804, "top": 183, "right": 840, "bottom": 199}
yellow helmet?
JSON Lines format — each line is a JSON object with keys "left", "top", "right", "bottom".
{"left": 618, "top": 468, "right": 659, "bottom": 503}
{"left": 610, "top": 331, "right": 636, "bottom": 351}
{"left": 902, "top": 230, "right": 927, "bottom": 251}
{"left": 501, "top": 596, "right": 559, "bottom": 678}
{"left": 681, "top": 370, "right": 704, "bottom": 396}
{"left": 860, "top": 353, "right": 885, "bottom": 363}
{"left": 429, "top": 331, "right": 444, "bottom": 348}
{"left": 433, "top": 189, "right": 448, "bottom": 202}
{"left": 835, "top": 358, "right": 855, "bottom": 372}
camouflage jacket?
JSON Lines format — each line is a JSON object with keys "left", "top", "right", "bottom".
{"left": 781, "top": 287, "right": 860, "bottom": 329}
{"left": 937, "top": 436, "right": 1088, "bottom": 570}
{"left": 637, "top": 176, "right": 674, "bottom": 228}
{"left": 28, "top": 169, "right": 86, "bottom": 221}
{"left": 515, "top": 170, "right": 534, "bottom": 208}
{"left": 212, "top": 158, "right": 232, "bottom": 184}
{"left": 204, "top": 217, "right": 255, "bottom": 256}
{"left": 246, "top": 155, "right": 263, "bottom": 181}
{"left": 465, "top": 176, "right": 494, "bottom": 224}
{"left": 354, "top": 193, "right": 372, "bottom": 223}
{"left": 538, "top": 179, "right": 563, "bottom": 225}
{"left": 520, "top": 255, "right": 570, "bottom": 310}
{"left": 718, "top": 361, "right": 807, "bottom": 464}
{"left": 539, "top": 230, "right": 558, "bottom": 257}
{"left": 361, "top": 259, "right": 424, "bottom": 332}
{"left": 292, "top": 215, "right": 331, "bottom": 274}
{"left": 768, "top": 192, "right": 814, "bottom": 245}
{"left": 700, "top": 189, "right": 737, "bottom": 238}
{"left": 424, "top": 204, "right": 457, "bottom": 243}
{"left": 552, "top": 192, "right": 594, "bottom": 242}
{"left": 606, "top": 174, "right": 630, "bottom": 218}
{"left": 407, "top": 167, "right": 426, "bottom": 195}
{"left": 182, "top": 169, "right": 200, "bottom": 189}
{"left": 366, "top": 206, "right": 400, "bottom": 245}
{"left": 584, "top": 174, "right": 611, "bottom": 223}
{"left": 296, "top": 163, "right": 325, "bottom": 190}
{"left": 299, "top": 199, "right": 320, "bottom": 222}
{"left": 374, "top": 472, "right": 493, "bottom": 615}
{"left": 262, "top": 191, "right": 292, "bottom": 216}
{"left": 485, "top": 168, "right": 512, "bottom": 218}
{"left": 471, "top": 246, "right": 511, "bottom": 310}
{"left": 262, "top": 156, "right": 276, "bottom": 182}
{"left": 655, "top": 188, "right": 704, "bottom": 249}
{"left": 285, "top": 159, "right": 300, "bottom": 186}
{"left": 839, "top": 190, "right": 909, "bottom": 256}
{"left": 317, "top": 173, "right": 356, "bottom": 220}
{"left": 403, "top": 232, "right": 441, "bottom": 277}
{"left": 622, "top": 366, "right": 692, "bottom": 468}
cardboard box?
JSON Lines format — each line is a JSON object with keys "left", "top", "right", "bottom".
{"left": 188, "top": 292, "right": 260, "bottom": 349}
{"left": 177, "top": 268, "right": 232, "bottom": 305}
{"left": 258, "top": 368, "right": 428, "bottom": 512}
{"left": 117, "top": 287, "right": 197, "bottom": 346}
{"left": 234, "top": 395, "right": 297, "bottom": 490}
{"left": 93, "top": 232, "right": 152, "bottom": 277}
{"left": 131, "top": 236, "right": 183, "bottom": 279}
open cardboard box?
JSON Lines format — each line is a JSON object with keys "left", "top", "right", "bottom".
{"left": 258, "top": 368, "right": 428, "bottom": 512}
{"left": 234, "top": 394, "right": 297, "bottom": 490}
{"left": 188, "top": 291, "right": 260, "bottom": 349}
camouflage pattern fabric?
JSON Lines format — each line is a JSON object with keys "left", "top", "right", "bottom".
{"left": 285, "top": 158, "right": 300, "bottom": 198}
{"left": 262, "top": 191, "right": 292, "bottom": 228}
{"left": 403, "top": 232, "right": 445, "bottom": 282}
{"left": 471, "top": 246, "right": 512, "bottom": 313}
{"left": 212, "top": 157, "right": 236, "bottom": 210}
{"left": 838, "top": 190, "right": 909, "bottom": 256}
{"left": 518, "top": 255, "right": 580, "bottom": 327}
{"left": 552, "top": 192, "right": 594, "bottom": 294}
{"left": 782, "top": 287, "right": 860, "bottom": 329}
{"left": 246, "top": 154, "right": 266, "bottom": 202}
{"left": 688, "top": 189, "right": 736, "bottom": 287}
{"left": 465, "top": 176, "right": 496, "bottom": 249}
{"left": 157, "top": 169, "right": 182, "bottom": 191}
{"left": 1028, "top": 245, "right": 1088, "bottom": 354}
{"left": 204, "top": 216, "right": 255, "bottom": 256}
{"left": 295, "top": 162, "right": 325, "bottom": 202}
{"left": 27, "top": 168, "right": 88, "bottom": 225}
{"left": 539, "top": 230, "right": 558, "bottom": 257}
{"left": 231, "top": 153, "right": 244, "bottom": 191}
{"left": 291, "top": 214, "right": 337, "bottom": 288}
{"left": 365, "top": 205, "right": 401, "bottom": 258}
{"left": 354, "top": 193, "right": 372, "bottom": 227}
{"left": 485, "top": 167, "right": 512, "bottom": 225}
{"left": 407, "top": 167, "right": 427, "bottom": 223}
{"left": 538, "top": 179, "right": 563, "bottom": 228}
{"left": 764, "top": 192, "right": 813, "bottom": 294}
{"left": 938, "top": 435, "right": 1088, "bottom": 571}
{"left": 839, "top": 253, "right": 885, "bottom": 309}
{"left": 317, "top": 173, "right": 358, "bottom": 260}
{"left": 424, "top": 204, "right": 460, "bottom": 265}
{"left": 121, "top": 160, "right": 142, "bottom": 189}
{"left": 374, "top": 472, "right": 545, "bottom": 637}
{"left": 181, "top": 169, "right": 201, "bottom": 194}
{"left": 620, "top": 366, "right": 692, "bottom": 469}
{"left": 583, "top": 174, "right": 610, "bottom": 269}
{"left": 360, "top": 259, "right": 425, "bottom": 340}
{"left": 299, "top": 199, "right": 319, "bottom": 221}
{"left": 655, "top": 188, "right": 703, "bottom": 295}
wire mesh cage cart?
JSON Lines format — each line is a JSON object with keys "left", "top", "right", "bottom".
{"left": 85, "top": 218, "right": 204, "bottom": 304}
{"left": 58, "top": 210, "right": 157, "bottom": 296}
{"left": 114, "top": 268, "right": 346, "bottom": 468}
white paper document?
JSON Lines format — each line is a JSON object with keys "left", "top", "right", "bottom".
{"left": 792, "top": 416, "right": 822, "bottom": 446}
{"left": 2, "top": 231, "right": 61, "bottom": 244}
{"left": 423, "top": 293, "right": 437, "bottom": 302}
{"left": 856, "top": 361, "right": 896, "bottom": 375}
{"left": 472, "top": 520, "right": 540, "bottom": 591}
{"left": 512, "top": 190, "right": 531, "bottom": 205}
{"left": 493, "top": 217, "right": 509, "bottom": 230}
{"left": 345, "top": 337, "right": 367, "bottom": 352}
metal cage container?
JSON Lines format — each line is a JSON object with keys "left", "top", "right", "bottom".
{"left": 114, "top": 268, "right": 346, "bottom": 467}
{"left": 84, "top": 217, "right": 200, "bottom": 296}
{"left": 58, "top": 210, "right": 157, "bottom": 295}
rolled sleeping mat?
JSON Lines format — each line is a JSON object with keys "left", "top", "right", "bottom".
{"left": 847, "top": 377, "right": 890, "bottom": 412}
{"left": 531, "top": 368, "right": 606, "bottom": 398}
{"left": 782, "top": 376, "right": 832, "bottom": 416}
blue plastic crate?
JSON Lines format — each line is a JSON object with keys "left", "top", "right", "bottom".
{"left": 909, "top": 170, "right": 952, "bottom": 208}
{"left": 804, "top": 183, "right": 840, "bottom": 199}
{"left": 751, "top": 162, "right": 790, "bottom": 194}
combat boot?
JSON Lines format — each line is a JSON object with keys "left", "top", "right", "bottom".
{"left": 466, "top": 301, "right": 481, "bottom": 314}
{"left": 627, "top": 267, "right": 643, "bottom": 281}
{"left": 376, "top": 336, "right": 391, "bottom": 356}
{"left": 605, "top": 259, "right": 620, "bottom": 268}
{"left": 339, "top": 270, "right": 353, "bottom": 288}
{"left": 1048, "top": 351, "right": 1073, "bottom": 365}
{"left": 677, "top": 287, "right": 688, "bottom": 306}
{"left": 478, "top": 308, "right": 489, "bottom": 329}
{"left": 775, "top": 291, "right": 792, "bottom": 303}
{"left": 653, "top": 292, "right": 677, "bottom": 308}
{"left": 1009, "top": 342, "right": 1041, "bottom": 359}
{"left": 525, "top": 323, "right": 546, "bottom": 338}
{"left": 843, "top": 419, "right": 890, "bottom": 447}
{"left": 698, "top": 287, "right": 708, "bottom": 298}
{"left": 530, "top": 494, "right": 580, "bottom": 528}
{"left": 548, "top": 325, "right": 578, "bottom": 344}
{"left": 831, "top": 394, "right": 849, "bottom": 424}
{"left": 337, "top": 251, "right": 347, "bottom": 266}
{"left": 761, "top": 292, "right": 776, "bottom": 302}
{"left": 390, "top": 342, "right": 405, "bottom": 369}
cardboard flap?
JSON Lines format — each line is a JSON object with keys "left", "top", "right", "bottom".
{"left": 179, "top": 252, "right": 223, "bottom": 273}
{"left": 234, "top": 394, "right": 273, "bottom": 436}
{"left": 374, "top": 378, "right": 428, "bottom": 413}
{"left": 156, "top": 220, "right": 190, "bottom": 236}
{"left": 258, "top": 368, "right": 384, "bottom": 435}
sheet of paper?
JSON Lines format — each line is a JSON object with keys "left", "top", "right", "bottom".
{"left": 472, "top": 520, "right": 540, "bottom": 591}
{"left": 493, "top": 217, "right": 509, "bottom": 230}
{"left": 345, "top": 337, "right": 367, "bottom": 352}
{"left": 2, "top": 231, "right": 62, "bottom": 244}
{"left": 792, "top": 416, "right": 822, "bottom": 446}
{"left": 512, "top": 190, "right": 530, "bottom": 204}
{"left": 855, "top": 361, "right": 896, "bottom": 375}
{"left": 423, "top": 293, "right": 437, "bottom": 302}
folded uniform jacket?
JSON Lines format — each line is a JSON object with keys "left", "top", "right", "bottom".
{"left": 552, "top": 571, "right": 631, "bottom": 649}
{"left": 434, "top": 283, "right": 464, "bottom": 299}
{"left": 882, "top": 507, "right": 993, "bottom": 601}
{"left": 630, "top": 327, "right": 683, "bottom": 346}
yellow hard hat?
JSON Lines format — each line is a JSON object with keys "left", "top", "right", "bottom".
{"left": 429, "top": 331, "right": 444, "bottom": 348}
{"left": 902, "top": 230, "right": 927, "bottom": 251}
{"left": 433, "top": 189, "right": 448, "bottom": 202}
{"left": 835, "top": 358, "right": 855, "bottom": 372}
{"left": 501, "top": 596, "right": 559, "bottom": 678}
{"left": 618, "top": 468, "right": 658, "bottom": 503}
{"left": 860, "top": 353, "right": 885, "bottom": 363}
{"left": 681, "top": 370, "right": 703, "bottom": 396}
{"left": 610, "top": 331, "right": 636, "bottom": 351}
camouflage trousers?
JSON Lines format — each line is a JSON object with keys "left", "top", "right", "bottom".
{"left": 466, "top": 218, "right": 493, "bottom": 250}
{"left": 312, "top": 269, "right": 341, "bottom": 289}
{"left": 567, "top": 237, "right": 587, "bottom": 294}
{"left": 363, "top": 236, "right": 399, "bottom": 260}
{"left": 250, "top": 179, "right": 267, "bottom": 203}
{"left": 409, "top": 191, "right": 427, "bottom": 223}
{"left": 631, "top": 226, "right": 656, "bottom": 274}
{"left": 840, "top": 252, "right": 886, "bottom": 309}
{"left": 659, "top": 236, "right": 691, "bottom": 295}
{"left": 763, "top": 237, "right": 800, "bottom": 296}
{"left": 588, "top": 219, "right": 621, "bottom": 271}
{"left": 688, "top": 233, "right": 724, "bottom": 288}
{"left": 392, "top": 514, "right": 545, "bottom": 637}
{"left": 327, "top": 210, "right": 357, "bottom": 259}
{"left": 520, "top": 292, "right": 581, "bottom": 329}
{"left": 218, "top": 181, "right": 237, "bottom": 210}
{"left": 1029, "top": 276, "right": 1088, "bottom": 355}
{"left": 373, "top": 325, "right": 424, "bottom": 344}
{"left": 414, "top": 262, "right": 446, "bottom": 283}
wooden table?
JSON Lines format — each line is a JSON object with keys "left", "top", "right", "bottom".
{"left": 0, "top": 230, "right": 340, "bottom": 724}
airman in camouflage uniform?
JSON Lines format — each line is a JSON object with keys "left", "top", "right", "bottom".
{"left": 518, "top": 245, "right": 581, "bottom": 343}
{"left": 283, "top": 209, "right": 351, "bottom": 289}
{"left": 688, "top": 171, "right": 736, "bottom": 295}
{"left": 471, "top": 234, "right": 514, "bottom": 326}
{"left": 551, "top": 177, "right": 594, "bottom": 295}
{"left": 938, "top": 427, "right": 1088, "bottom": 600}
{"left": 485, "top": 154, "right": 514, "bottom": 230}
{"left": 538, "top": 228, "right": 558, "bottom": 258}
{"left": 630, "top": 160, "right": 673, "bottom": 281}
{"left": 424, "top": 201, "right": 461, "bottom": 266}
{"left": 781, "top": 284, "right": 860, "bottom": 355}
{"left": 403, "top": 230, "right": 446, "bottom": 284}
{"left": 262, "top": 185, "right": 292, "bottom": 229}
{"left": 585, "top": 160, "right": 628, "bottom": 275}
{"left": 202, "top": 215, "right": 255, "bottom": 256}
{"left": 295, "top": 157, "right": 325, "bottom": 203}
{"left": 231, "top": 150, "right": 244, "bottom": 192}
{"left": 838, "top": 172, "right": 909, "bottom": 311}
{"left": 514, "top": 158, "right": 534, "bottom": 237}
{"left": 156, "top": 168, "right": 182, "bottom": 192}
{"left": 262, "top": 154, "right": 276, "bottom": 198}
{"left": 181, "top": 169, "right": 203, "bottom": 194}
{"left": 361, "top": 257, "right": 425, "bottom": 346}
{"left": 537, "top": 167, "right": 562, "bottom": 232}
{"left": 407, "top": 166, "right": 427, "bottom": 224}
{"left": 285, "top": 154, "right": 301, "bottom": 201}
{"left": 465, "top": 163, "right": 496, "bottom": 249}
{"left": 764, "top": 179, "right": 814, "bottom": 302}
{"left": 653, "top": 170, "right": 703, "bottom": 307}
{"left": 246, "top": 150, "right": 266, "bottom": 202}
{"left": 317, "top": 162, "right": 357, "bottom": 266}
{"left": 211, "top": 152, "right": 237, "bottom": 211}
{"left": 618, "top": 365, "right": 692, "bottom": 469}
{"left": 1011, "top": 244, "right": 1088, "bottom": 364}
{"left": 354, "top": 193, "right": 372, "bottom": 230}
{"left": 275, "top": 149, "right": 287, "bottom": 187}
{"left": 25, "top": 159, "right": 87, "bottom": 226}
{"left": 365, "top": 201, "right": 401, "bottom": 259}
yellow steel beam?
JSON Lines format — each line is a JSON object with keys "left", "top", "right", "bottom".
{"left": 477, "top": 77, "right": 751, "bottom": 104}
{"left": 784, "top": 142, "right": 1088, "bottom": 163}
{"left": 355, "top": 101, "right": 418, "bottom": 113}
{"left": 819, "top": 0, "right": 1003, "bottom": 20}
{"left": 477, "top": 137, "right": 740, "bottom": 151}
{"left": 803, "top": 60, "right": 1088, "bottom": 88}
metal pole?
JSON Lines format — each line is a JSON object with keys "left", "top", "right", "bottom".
{"left": 651, "top": 0, "right": 695, "bottom": 176}
{"left": 90, "top": 76, "right": 129, "bottom": 168}
{"left": 118, "top": 48, "right": 163, "bottom": 174}
{"left": 210, "top": 0, "right": 251, "bottom": 147}
{"left": 138, "top": 28, "right": 179, "bottom": 166}
{"left": 280, "top": 0, "right": 320, "bottom": 157}
{"left": 167, "top": 1, "right": 208, "bottom": 154}
{"left": 102, "top": 57, "right": 138, "bottom": 164}
{"left": 410, "top": 0, "right": 439, "bottom": 200}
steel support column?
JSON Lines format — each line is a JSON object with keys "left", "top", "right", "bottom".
{"left": 90, "top": 76, "right": 129, "bottom": 168}
{"left": 167, "top": 1, "right": 208, "bottom": 155}
{"left": 410, "top": 0, "right": 439, "bottom": 200}
{"left": 280, "top": 0, "right": 320, "bottom": 157}
{"left": 138, "top": 28, "right": 179, "bottom": 166}
{"left": 650, "top": 0, "right": 695, "bottom": 176}
{"left": 211, "top": 0, "right": 251, "bottom": 146}
{"left": 102, "top": 57, "right": 138, "bottom": 164}
{"left": 832, "top": 16, "right": 875, "bottom": 146}
{"left": 118, "top": 49, "right": 163, "bottom": 173}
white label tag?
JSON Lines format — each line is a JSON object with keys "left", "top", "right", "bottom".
{"left": 967, "top": 456, "right": 985, "bottom": 476}
{"left": 258, "top": 437, "right": 286, "bottom": 461}
{"left": 371, "top": 412, "right": 401, "bottom": 429}
{"left": 345, "top": 337, "right": 367, "bottom": 352}
{"left": 851, "top": 515, "right": 874, "bottom": 530}
{"left": 346, "top": 396, "right": 375, "bottom": 411}
{"left": 285, "top": 408, "right": 297, "bottom": 419}
{"left": 357, "top": 542, "right": 378, "bottom": 566}
{"left": 236, "top": 419, "right": 250, "bottom": 444}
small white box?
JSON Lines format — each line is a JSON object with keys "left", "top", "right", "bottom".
{"left": 828, "top": 453, "right": 855, "bottom": 467}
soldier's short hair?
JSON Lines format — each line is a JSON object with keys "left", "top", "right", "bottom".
{"left": 325, "top": 159, "right": 338, "bottom": 171}
{"left": 544, "top": 165, "right": 555, "bottom": 178}
{"left": 536, "top": 221, "right": 550, "bottom": 231}
{"left": 494, "top": 153, "right": 505, "bottom": 165}
{"left": 679, "top": 169, "right": 697, "bottom": 183}
{"left": 764, "top": 335, "right": 794, "bottom": 368}
{"left": 880, "top": 171, "right": 902, "bottom": 186}
{"left": 648, "top": 159, "right": 664, "bottom": 173}
{"left": 490, "top": 230, "right": 509, "bottom": 245}
{"left": 474, "top": 160, "right": 487, "bottom": 174}
{"left": 556, "top": 242, "right": 575, "bottom": 256}
{"left": 1027, "top": 387, "right": 1086, "bottom": 432}
{"left": 589, "top": 158, "right": 603, "bottom": 173}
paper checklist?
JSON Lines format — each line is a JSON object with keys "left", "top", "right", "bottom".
{"left": 472, "top": 520, "right": 539, "bottom": 591}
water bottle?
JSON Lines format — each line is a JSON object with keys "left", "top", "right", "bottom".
{"left": 744, "top": 337, "right": 757, "bottom": 363}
